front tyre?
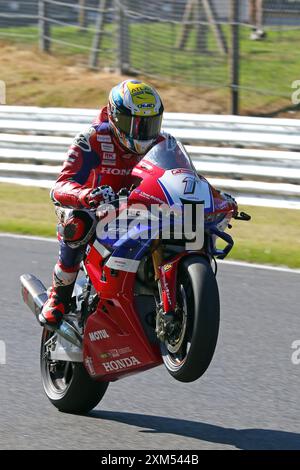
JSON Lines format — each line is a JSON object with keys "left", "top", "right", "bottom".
{"left": 40, "top": 328, "right": 109, "bottom": 413}
{"left": 161, "top": 255, "right": 220, "bottom": 383}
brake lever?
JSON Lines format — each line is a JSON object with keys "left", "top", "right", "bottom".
{"left": 234, "top": 211, "right": 251, "bottom": 221}
{"left": 117, "top": 187, "right": 129, "bottom": 197}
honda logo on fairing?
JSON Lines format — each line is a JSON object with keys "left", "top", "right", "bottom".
{"left": 102, "top": 356, "right": 141, "bottom": 372}
{"left": 89, "top": 329, "right": 110, "bottom": 341}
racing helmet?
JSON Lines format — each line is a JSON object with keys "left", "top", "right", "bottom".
{"left": 108, "top": 79, "right": 164, "bottom": 155}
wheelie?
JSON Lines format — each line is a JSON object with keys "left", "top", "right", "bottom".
{"left": 20, "top": 80, "right": 250, "bottom": 413}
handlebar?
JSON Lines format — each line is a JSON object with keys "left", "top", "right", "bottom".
{"left": 234, "top": 211, "right": 251, "bottom": 221}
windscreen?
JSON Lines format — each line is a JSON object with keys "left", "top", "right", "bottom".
{"left": 143, "top": 137, "right": 195, "bottom": 171}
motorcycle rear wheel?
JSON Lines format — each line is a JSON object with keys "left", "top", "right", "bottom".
{"left": 40, "top": 328, "right": 109, "bottom": 413}
{"left": 161, "top": 255, "right": 220, "bottom": 383}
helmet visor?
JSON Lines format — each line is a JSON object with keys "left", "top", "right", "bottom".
{"left": 115, "top": 112, "right": 162, "bottom": 140}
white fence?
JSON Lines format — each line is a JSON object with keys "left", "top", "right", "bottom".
{"left": 1, "top": 106, "right": 300, "bottom": 209}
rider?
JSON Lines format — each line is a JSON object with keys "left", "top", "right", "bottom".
{"left": 39, "top": 79, "right": 165, "bottom": 327}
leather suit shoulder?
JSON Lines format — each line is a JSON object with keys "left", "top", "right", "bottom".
{"left": 71, "top": 126, "right": 96, "bottom": 153}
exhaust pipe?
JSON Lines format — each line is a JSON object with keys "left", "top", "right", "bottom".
{"left": 20, "top": 274, "right": 82, "bottom": 348}
{"left": 20, "top": 273, "right": 48, "bottom": 322}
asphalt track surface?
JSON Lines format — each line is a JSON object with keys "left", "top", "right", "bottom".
{"left": 0, "top": 235, "right": 300, "bottom": 450}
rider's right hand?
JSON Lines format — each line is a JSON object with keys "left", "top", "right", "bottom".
{"left": 84, "top": 185, "right": 116, "bottom": 208}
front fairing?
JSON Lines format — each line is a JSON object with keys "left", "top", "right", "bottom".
{"left": 130, "top": 138, "right": 215, "bottom": 214}
{"left": 94, "top": 138, "right": 235, "bottom": 262}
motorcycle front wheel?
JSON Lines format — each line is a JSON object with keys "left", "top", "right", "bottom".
{"left": 40, "top": 328, "right": 109, "bottom": 413}
{"left": 161, "top": 255, "right": 220, "bottom": 383}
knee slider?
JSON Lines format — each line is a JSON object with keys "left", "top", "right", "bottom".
{"left": 61, "top": 211, "right": 94, "bottom": 244}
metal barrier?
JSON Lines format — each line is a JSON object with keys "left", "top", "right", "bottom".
{"left": 0, "top": 106, "right": 300, "bottom": 209}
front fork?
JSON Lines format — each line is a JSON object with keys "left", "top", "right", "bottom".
{"left": 151, "top": 241, "right": 182, "bottom": 341}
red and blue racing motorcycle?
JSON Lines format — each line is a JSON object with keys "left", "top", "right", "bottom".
{"left": 21, "top": 138, "right": 250, "bottom": 413}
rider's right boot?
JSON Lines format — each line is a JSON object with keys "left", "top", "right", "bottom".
{"left": 39, "top": 284, "right": 75, "bottom": 329}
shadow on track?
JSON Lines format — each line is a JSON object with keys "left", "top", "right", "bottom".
{"left": 87, "top": 411, "right": 300, "bottom": 450}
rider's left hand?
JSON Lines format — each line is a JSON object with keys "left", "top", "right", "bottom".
{"left": 221, "top": 192, "right": 238, "bottom": 217}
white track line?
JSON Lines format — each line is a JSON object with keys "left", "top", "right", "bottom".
{"left": 0, "top": 233, "right": 56, "bottom": 243}
{"left": 1, "top": 232, "right": 299, "bottom": 275}
{"left": 218, "top": 259, "right": 300, "bottom": 274}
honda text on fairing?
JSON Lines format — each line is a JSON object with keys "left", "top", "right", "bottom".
{"left": 20, "top": 138, "right": 250, "bottom": 413}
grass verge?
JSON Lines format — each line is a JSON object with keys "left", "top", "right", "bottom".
{"left": 0, "top": 184, "right": 56, "bottom": 238}
{"left": 1, "top": 184, "right": 300, "bottom": 268}
{"left": 1, "top": 24, "right": 300, "bottom": 114}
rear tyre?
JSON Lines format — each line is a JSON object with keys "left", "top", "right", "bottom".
{"left": 161, "top": 255, "right": 220, "bottom": 383}
{"left": 40, "top": 328, "right": 109, "bottom": 413}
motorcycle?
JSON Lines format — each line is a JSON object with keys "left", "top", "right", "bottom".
{"left": 20, "top": 137, "right": 250, "bottom": 413}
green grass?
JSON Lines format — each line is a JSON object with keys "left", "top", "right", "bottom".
{"left": 1, "top": 184, "right": 300, "bottom": 268}
{"left": 228, "top": 205, "right": 300, "bottom": 268}
{"left": 1, "top": 23, "right": 300, "bottom": 112}
{"left": 0, "top": 184, "right": 56, "bottom": 237}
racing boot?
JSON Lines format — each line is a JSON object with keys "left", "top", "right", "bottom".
{"left": 39, "top": 262, "right": 78, "bottom": 328}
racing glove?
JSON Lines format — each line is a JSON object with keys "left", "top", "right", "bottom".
{"left": 221, "top": 192, "right": 238, "bottom": 217}
{"left": 82, "top": 185, "right": 116, "bottom": 208}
